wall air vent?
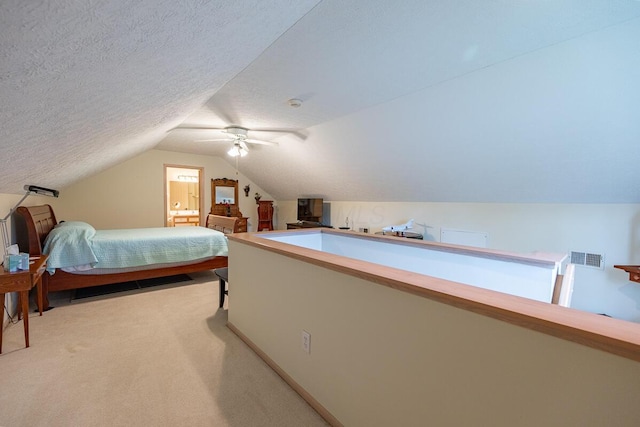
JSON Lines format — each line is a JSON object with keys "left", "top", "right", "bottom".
{"left": 569, "top": 250, "right": 604, "bottom": 270}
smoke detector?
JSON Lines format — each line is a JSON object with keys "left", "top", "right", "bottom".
{"left": 288, "top": 98, "right": 303, "bottom": 108}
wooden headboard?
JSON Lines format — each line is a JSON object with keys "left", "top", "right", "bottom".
{"left": 205, "top": 214, "right": 240, "bottom": 234}
{"left": 15, "top": 204, "right": 58, "bottom": 256}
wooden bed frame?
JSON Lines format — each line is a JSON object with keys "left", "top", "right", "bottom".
{"left": 205, "top": 214, "right": 241, "bottom": 234}
{"left": 14, "top": 205, "right": 229, "bottom": 310}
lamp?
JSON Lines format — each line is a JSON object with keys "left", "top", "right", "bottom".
{"left": 227, "top": 142, "right": 248, "bottom": 157}
{"left": 1, "top": 185, "right": 59, "bottom": 256}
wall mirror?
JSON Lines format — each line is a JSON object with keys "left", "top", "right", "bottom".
{"left": 211, "top": 178, "right": 241, "bottom": 217}
{"left": 215, "top": 186, "right": 235, "bottom": 204}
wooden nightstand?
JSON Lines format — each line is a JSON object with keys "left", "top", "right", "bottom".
{"left": 235, "top": 217, "right": 248, "bottom": 232}
{"left": 0, "top": 255, "right": 47, "bottom": 353}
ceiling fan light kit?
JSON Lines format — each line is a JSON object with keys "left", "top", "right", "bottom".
{"left": 228, "top": 142, "right": 248, "bottom": 157}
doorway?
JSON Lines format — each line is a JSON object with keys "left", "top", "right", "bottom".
{"left": 164, "top": 165, "right": 204, "bottom": 227}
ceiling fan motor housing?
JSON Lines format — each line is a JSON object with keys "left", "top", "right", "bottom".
{"left": 223, "top": 127, "right": 249, "bottom": 138}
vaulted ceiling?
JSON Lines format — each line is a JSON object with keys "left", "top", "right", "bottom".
{"left": 2, "top": 1, "right": 640, "bottom": 202}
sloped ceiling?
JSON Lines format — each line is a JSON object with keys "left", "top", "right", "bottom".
{"left": 2, "top": 1, "right": 640, "bottom": 202}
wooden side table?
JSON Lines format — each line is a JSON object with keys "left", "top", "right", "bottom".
{"left": 235, "top": 217, "right": 249, "bottom": 233}
{"left": 0, "top": 255, "right": 47, "bottom": 353}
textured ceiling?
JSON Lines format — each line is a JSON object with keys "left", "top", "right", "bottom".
{"left": 0, "top": 0, "right": 320, "bottom": 193}
{"left": 2, "top": 1, "right": 640, "bottom": 202}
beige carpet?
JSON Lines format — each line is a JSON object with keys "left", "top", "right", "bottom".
{"left": 0, "top": 271, "right": 328, "bottom": 427}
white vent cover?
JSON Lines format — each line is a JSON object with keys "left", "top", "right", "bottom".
{"left": 569, "top": 250, "right": 604, "bottom": 269}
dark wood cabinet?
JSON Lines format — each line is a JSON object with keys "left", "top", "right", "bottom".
{"left": 286, "top": 222, "right": 326, "bottom": 229}
{"left": 257, "top": 200, "right": 274, "bottom": 231}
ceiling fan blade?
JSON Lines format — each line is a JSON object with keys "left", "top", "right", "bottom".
{"left": 170, "top": 123, "right": 298, "bottom": 145}
{"left": 169, "top": 125, "right": 227, "bottom": 132}
{"left": 194, "top": 138, "right": 232, "bottom": 142}
{"left": 245, "top": 138, "right": 279, "bottom": 147}
{"left": 250, "top": 128, "right": 308, "bottom": 140}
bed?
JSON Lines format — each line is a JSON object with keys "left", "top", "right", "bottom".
{"left": 15, "top": 205, "right": 230, "bottom": 309}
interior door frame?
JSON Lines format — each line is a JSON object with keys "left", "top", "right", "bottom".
{"left": 164, "top": 164, "right": 205, "bottom": 227}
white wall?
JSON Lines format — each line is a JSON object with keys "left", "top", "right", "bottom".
{"left": 276, "top": 200, "right": 640, "bottom": 322}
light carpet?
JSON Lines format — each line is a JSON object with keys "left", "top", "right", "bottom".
{"left": 0, "top": 271, "right": 328, "bottom": 426}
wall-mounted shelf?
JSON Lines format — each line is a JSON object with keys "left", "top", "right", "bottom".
{"left": 614, "top": 265, "right": 640, "bottom": 283}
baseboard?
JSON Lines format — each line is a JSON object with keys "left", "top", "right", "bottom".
{"left": 227, "top": 321, "right": 342, "bottom": 427}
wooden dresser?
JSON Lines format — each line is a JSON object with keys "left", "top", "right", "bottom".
{"left": 211, "top": 178, "right": 248, "bottom": 232}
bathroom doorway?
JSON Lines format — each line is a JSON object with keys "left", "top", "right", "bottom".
{"left": 164, "top": 165, "right": 204, "bottom": 227}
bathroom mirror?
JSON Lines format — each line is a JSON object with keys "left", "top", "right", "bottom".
{"left": 170, "top": 181, "right": 199, "bottom": 210}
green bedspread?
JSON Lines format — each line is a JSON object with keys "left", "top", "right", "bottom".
{"left": 43, "top": 221, "right": 227, "bottom": 273}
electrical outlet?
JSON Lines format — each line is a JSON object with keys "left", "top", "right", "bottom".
{"left": 359, "top": 227, "right": 369, "bottom": 233}
{"left": 302, "top": 330, "right": 311, "bottom": 354}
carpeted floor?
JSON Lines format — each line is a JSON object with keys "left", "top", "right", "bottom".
{"left": 0, "top": 270, "right": 328, "bottom": 427}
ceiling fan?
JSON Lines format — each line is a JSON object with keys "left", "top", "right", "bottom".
{"left": 170, "top": 125, "right": 290, "bottom": 157}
